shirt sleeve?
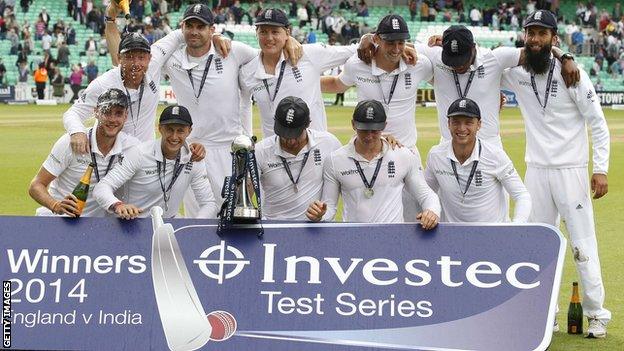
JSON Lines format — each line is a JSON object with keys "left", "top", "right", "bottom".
{"left": 305, "top": 43, "right": 357, "bottom": 72}
{"left": 492, "top": 46, "right": 522, "bottom": 69}
{"left": 232, "top": 41, "right": 259, "bottom": 66}
{"left": 239, "top": 84, "right": 253, "bottom": 136}
{"left": 404, "top": 150, "right": 441, "bottom": 217}
{"left": 150, "top": 29, "right": 184, "bottom": 75}
{"left": 191, "top": 161, "right": 218, "bottom": 218}
{"left": 495, "top": 152, "right": 531, "bottom": 223}
{"left": 42, "top": 134, "right": 73, "bottom": 177}
{"left": 423, "top": 151, "right": 440, "bottom": 193}
{"left": 319, "top": 153, "right": 341, "bottom": 221}
{"left": 569, "top": 69, "right": 610, "bottom": 174}
{"left": 500, "top": 68, "right": 514, "bottom": 92}
{"left": 416, "top": 53, "right": 434, "bottom": 83}
{"left": 93, "top": 146, "right": 142, "bottom": 211}
{"left": 63, "top": 78, "right": 102, "bottom": 135}
{"left": 337, "top": 56, "right": 358, "bottom": 87}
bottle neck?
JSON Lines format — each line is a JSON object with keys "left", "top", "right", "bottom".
{"left": 571, "top": 284, "right": 580, "bottom": 303}
{"left": 81, "top": 165, "right": 94, "bottom": 184}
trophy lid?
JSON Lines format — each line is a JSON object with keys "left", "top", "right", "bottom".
{"left": 231, "top": 135, "right": 254, "bottom": 152}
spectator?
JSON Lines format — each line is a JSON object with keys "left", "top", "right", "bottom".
{"left": 33, "top": 62, "right": 48, "bottom": 99}
{"left": 527, "top": 0, "right": 536, "bottom": 14}
{"left": 51, "top": 67, "right": 65, "bottom": 100}
{"left": 470, "top": 6, "right": 481, "bottom": 26}
{"left": 359, "top": 21, "right": 372, "bottom": 35}
{"left": 69, "top": 64, "right": 84, "bottom": 103}
{"left": 66, "top": 23, "right": 76, "bottom": 45}
{"left": 297, "top": 3, "right": 309, "bottom": 27}
{"left": 289, "top": 0, "right": 297, "bottom": 18}
{"left": 428, "top": 5, "right": 437, "bottom": 21}
{"left": 84, "top": 35, "right": 97, "bottom": 59}
{"left": 409, "top": 0, "right": 418, "bottom": 21}
{"left": 57, "top": 41, "right": 70, "bottom": 66}
{"left": 39, "top": 6, "right": 50, "bottom": 26}
{"left": 54, "top": 27, "right": 66, "bottom": 48}
{"left": 0, "top": 58, "right": 6, "bottom": 86}
{"left": 7, "top": 28, "right": 19, "bottom": 54}
{"left": 307, "top": 30, "right": 316, "bottom": 43}
{"left": 19, "top": 0, "right": 30, "bottom": 13}
{"left": 53, "top": 19, "right": 65, "bottom": 33}
{"left": 159, "top": 0, "right": 168, "bottom": 15}
{"left": 356, "top": 1, "right": 369, "bottom": 17}
{"left": 305, "top": 1, "right": 314, "bottom": 24}
{"left": 230, "top": 0, "right": 245, "bottom": 25}
{"left": 34, "top": 15, "right": 45, "bottom": 40}
{"left": 339, "top": 0, "right": 352, "bottom": 10}
{"left": 16, "top": 61, "right": 29, "bottom": 100}
{"left": 421, "top": 0, "right": 429, "bottom": 21}
{"left": 75, "top": 0, "right": 84, "bottom": 24}
{"left": 442, "top": 9, "right": 452, "bottom": 22}
{"left": 15, "top": 45, "right": 27, "bottom": 68}
{"left": 86, "top": 6, "right": 103, "bottom": 34}
{"left": 571, "top": 27, "right": 584, "bottom": 54}
{"left": 41, "top": 30, "right": 52, "bottom": 54}
{"left": 98, "top": 34, "right": 107, "bottom": 56}
{"left": 85, "top": 60, "right": 98, "bottom": 83}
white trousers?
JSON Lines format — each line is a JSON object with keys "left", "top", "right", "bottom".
{"left": 183, "top": 145, "right": 231, "bottom": 218}
{"left": 525, "top": 166, "right": 611, "bottom": 322}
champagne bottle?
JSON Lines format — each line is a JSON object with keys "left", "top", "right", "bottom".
{"left": 114, "top": 0, "right": 131, "bottom": 20}
{"left": 71, "top": 163, "right": 94, "bottom": 217}
{"left": 567, "top": 282, "right": 583, "bottom": 334}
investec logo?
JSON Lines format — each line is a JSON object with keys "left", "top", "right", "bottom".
{"left": 193, "top": 241, "right": 541, "bottom": 289}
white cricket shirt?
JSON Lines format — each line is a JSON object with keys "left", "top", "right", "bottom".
{"left": 239, "top": 43, "right": 356, "bottom": 137}
{"left": 501, "top": 62, "right": 610, "bottom": 173}
{"left": 338, "top": 54, "right": 434, "bottom": 148}
{"left": 93, "top": 139, "right": 218, "bottom": 218}
{"left": 255, "top": 129, "right": 342, "bottom": 220}
{"left": 424, "top": 139, "right": 531, "bottom": 223}
{"left": 156, "top": 32, "right": 258, "bottom": 147}
{"left": 63, "top": 31, "right": 182, "bottom": 141}
{"left": 40, "top": 127, "right": 140, "bottom": 217}
{"left": 321, "top": 138, "right": 441, "bottom": 223}
{"left": 416, "top": 44, "right": 520, "bottom": 144}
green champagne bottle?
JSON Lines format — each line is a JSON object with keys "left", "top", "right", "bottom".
{"left": 71, "top": 163, "right": 94, "bottom": 217}
{"left": 567, "top": 282, "right": 583, "bottom": 334}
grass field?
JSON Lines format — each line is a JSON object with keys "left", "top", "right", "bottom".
{"left": 0, "top": 104, "right": 622, "bottom": 349}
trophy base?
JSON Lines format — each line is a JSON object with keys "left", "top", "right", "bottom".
{"left": 233, "top": 207, "right": 260, "bottom": 220}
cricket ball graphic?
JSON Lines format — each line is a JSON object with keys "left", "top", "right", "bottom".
{"left": 207, "top": 311, "right": 237, "bottom": 341}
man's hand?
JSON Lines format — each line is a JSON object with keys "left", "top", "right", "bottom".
{"left": 357, "top": 33, "right": 375, "bottom": 64}
{"left": 428, "top": 35, "right": 442, "bottom": 47}
{"left": 212, "top": 34, "right": 231, "bottom": 58}
{"left": 402, "top": 45, "right": 418, "bottom": 65}
{"left": 416, "top": 209, "right": 439, "bottom": 230}
{"left": 70, "top": 132, "right": 90, "bottom": 154}
{"left": 115, "top": 203, "right": 143, "bottom": 220}
{"left": 561, "top": 57, "right": 580, "bottom": 88}
{"left": 51, "top": 194, "right": 80, "bottom": 217}
{"left": 189, "top": 143, "right": 206, "bottom": 162}
{"left": 382, "top": 134, "right": 403, "bottom": 149}
{"left": 306, "top": 201, "right": 327, "bottom": 222}
{"left": 591, "top": 173, "right": 608, "bottom": 199}
{"left": 284, "top": 36, "right": 304, "bottom": 66}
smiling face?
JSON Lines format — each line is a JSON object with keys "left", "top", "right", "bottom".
{"left": 158, "top": 124, "right": 192, "bottom": 157}
{"left": 119, "top": 49, "right": 151, "bottom": 83}
{"left": 95, "top": 105, "right": 128, "bottom": 138}
{"left": 523, "top": 26, "right": 557, "bottom": 74}
{"left": 256, "top": 25, "right": 289, "bottom": 57}
{"left": 182, "top": 19, "right": 214, "bottom": 50}
{"left": 448, "top": 116, "right": 481, "bottom": 146}
{"left": 375, "top": 35, "right": 406, "bottom": 64}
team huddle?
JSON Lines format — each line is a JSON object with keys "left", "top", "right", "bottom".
{"left": 26, "top": 4, "right": 610, "bottom": 339}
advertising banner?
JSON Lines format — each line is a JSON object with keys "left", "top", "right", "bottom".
{"left": 0, "top": 216, "right": 565, "bottom": 351}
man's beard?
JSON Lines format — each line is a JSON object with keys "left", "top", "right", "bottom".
{"left": 523, "top": 43, "right": 552, "bottom": 74}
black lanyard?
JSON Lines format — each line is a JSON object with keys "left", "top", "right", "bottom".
{"left": 379, "top": 74, "right": 399, "bottom": 106}
{"left": 450, "top": 140, "right": 482, "bottom": 202}
{"left": 353, "top": 157, "right": 383, "bottom": 192}
{"left": 279, "top": 151, "right": 310, "bottom": 193}
{"left": 530, "top": 58, "right": 556, "bottom": 109}
{"left": 88, "top": 128, "right": 116, "bottom": 182}
{"left": 156, "top": 152, "right": 184, "bottom": 211}
{"left": 262, "top": 60, "right": 287, "bottom": 102}
{"left": 452, "top": 67, "right": 478, "bottom": 98}
{"left": 124, "top": 81, "right": 145, "bottom": 132}
{"left": 187, "top": 54, "right": 213, "bottom": 103}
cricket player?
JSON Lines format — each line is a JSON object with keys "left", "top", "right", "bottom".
{"left": 501, "top": 10, "right": 611, "bottom": 338}
{"left": 29, "top": 89, "right": 139, "bottom": 217}
{"left": 306, "top": 100, "right": 440, "bottom": 227}
{"left": 424, "top": 98, "right": 531, "bottom": 222}
{"left": 94, "top": 105, "right": 217, "bottom": 219}
{"left": 255, "top": 96, "right": 342, "bottom": 220}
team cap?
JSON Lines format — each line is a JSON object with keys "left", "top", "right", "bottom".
{"left": 352, "top": 100, "right": 387, "bottom": 131}
{"left": 255, "top": 8, "right": 290, "bottom": 27}
{"left": 183, "top": 3, "right": 214, "bottom": 25}
{"left": 159, "top": 105, "right": 193, "bottom": 126}
{"left": 96, "top": 88, "right": 129, "bottom": 110}
{"left": 274, "top": 96, "right": 310, "bottom": 139}
{"left": 119, "top": 32, "right": 151, "bottom": 54}
{"left": 523, "top": 10, "right": 558, "bottom": 31}
{"left": 376, "top": 14, "right": 410, "bottom": 41}
{"left": 441, "top": 25, "right": 475, "bottom": 67}
{"left": 446, "top": 98, "right": 481, "bottom": 119}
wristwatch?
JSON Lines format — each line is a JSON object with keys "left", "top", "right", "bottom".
{"left": 561, "top": 52, "right": 574, "bottom": 61}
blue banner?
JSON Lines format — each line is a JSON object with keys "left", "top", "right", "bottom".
{"left": 0, "top": 216, "right": 565, "bottom": 351}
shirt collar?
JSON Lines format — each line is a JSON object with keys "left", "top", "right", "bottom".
{"left": 447, "top": 139, "right": 481, "bottom": 165}
{"left": 371, "top": 58, "right": 408, "bottom": 76}
{"left": 153, "top": 139, "right": 191, "bottom": 163}
{"left": 470, "top": 46, "right": 485, "bottom": 71}
{"left": 90, "top": 124, "right": 124, "bottom": 158}
{"left": 254, "top": 52, "right": 287, "bottom": 80}
{"left": 273, "top": 129, "right": 319, "bottom": 158}
{"left": 176, "top": 44, "right": 217, "bottom": 70}
{"left": 347, "top": 136, "right": 389, "bottom": 162}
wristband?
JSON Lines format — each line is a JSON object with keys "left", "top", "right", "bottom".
{"left": 561, "top": 52, "right": 574, "bottom": 61}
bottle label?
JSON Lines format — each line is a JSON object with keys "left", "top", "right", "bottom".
{"left": 75, "top": 199, "right": 86, "bottom": 215}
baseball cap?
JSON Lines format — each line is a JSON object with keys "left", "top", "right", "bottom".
{"left": 352, "top": 100, "right": 387, "bottom": 131}
{"left": 255, "top": 8, "right": 290, "bottom": 27}
{"left": 523, "top": 10, "right": 557, "bottom": 31}
{"left": 159, "top": 105, "right": 193, "bottom": 126}
{"left": 183, "top": 3, "right": 214, "bottom": 25}
{"left": 376, "top": 14, "right": 410, "bottom": 41}
{"left": 119, "top": 32, "right": 151, "bottom": 54}
{"left": 446, "top": 98, "right": 481, "bottom": 119}
{"left": 274, "top": 96, "right": 310, "bottom": 139}
{"left": 441, "top": 25, "right": 475, "bottom": 67}
{"left": 96, "top": 88, "right": 129, "bottom": 110}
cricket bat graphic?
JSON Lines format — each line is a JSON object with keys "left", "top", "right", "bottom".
{"left": 151, "top": 207, "right": 212, "bottom": 351}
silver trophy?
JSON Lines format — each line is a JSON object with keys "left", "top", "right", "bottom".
{"left": 231, "top": 135, "right": 260, "bottom": 220}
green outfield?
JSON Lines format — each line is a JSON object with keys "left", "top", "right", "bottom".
{"left": 0, "top": 104, "right": 622, "bottom": 349}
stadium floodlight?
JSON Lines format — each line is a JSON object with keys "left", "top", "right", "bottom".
{"left": 151, "top": 206, "right": 212, "bottom": 351}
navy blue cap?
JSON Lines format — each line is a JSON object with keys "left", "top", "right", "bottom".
{"left": 274, "top": 96, "right": 310, "bottom": 139}
{"left": 523, "top": 10, "right": 558, "bottom": 31}
{"left": 353, "top": 100, "right": 387, "bottom": 131}
{"left": 376, "top": 14, "right": 410, "bottom": 41}
{"left": 183, "top": 3, "right": 214, "bottom": 25}
{"left": 442, "top": 25, "right": 475, "bottom": 67}
{"left": 447, "top": 98, "right": 481, "bottom": 119}
{"left": 160, "top": 105, "right": 193, "bottom": 126}
{"left": 255, "top": 8, "right": 290, "bottom": 27}
{"left": 119, "top": 32, "right": 151, "bottom": 54}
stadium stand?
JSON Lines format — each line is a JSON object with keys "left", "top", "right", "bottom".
{"left": 0, "top": 0, "right": 622, "bottom": 98}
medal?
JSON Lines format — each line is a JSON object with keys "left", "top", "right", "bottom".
{"left": 293, "top": 184, "right": 298, "bottom": 193}
{"left": 364, "top": 188, "right": 374, "bottom": 198}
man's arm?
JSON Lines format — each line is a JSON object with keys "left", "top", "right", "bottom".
{"left": 62, "top": 80, "right": 101, "bottom": 154}
{"left": 306, "top": 155, "right": 340, "bottom": 221}
{"left": 404, "top": 151, "right": 440, "bottom": 229}
{"left": 28, "top": 168, "right": 79, "bottom": 217}
{"left": 423, "top": 153, "right": 440, "bottom": 193}
{"left": 497, "top": 160, "right": 532, "bottom": 222}
{"left": 320, "top": 75, "right": 351, "bottom": 93}
{"left": 93, "top": 146, "right": 142, "bottom": 213}
{"left": 191, "top": 162, "right": 218, "bottom": 218}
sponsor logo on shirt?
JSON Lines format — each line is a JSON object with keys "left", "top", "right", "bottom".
{"left": 433, "top": 169, "right": 455, "bottom": 177}
{"left": 267, "top": 161, "right": 282, "bottom": 169}
{"left": 435, "top": 63, "right": 453, "bottom": 73}
{"left": 475, "top": 169, "right": 482, "bottom": 186}
{"left": 388, "top": 161, "right": 395, "bottom": 178}
{"left": 404, "top": 73, "right": 412, "bottom": 89}
{"left": 171, "top": 62, "right": 182, "bottom": 70}
{"left": 339, "top": 169, "right": 359, "bottom": 176}
{"left": 356, "top": 76, "right": 380, "bottom": 84}
{"left": 518, "top": 80, "right": 532, "bottom": 87}
{"left": 145, "top": 169, "right": 159, "bottom": 175}
{"left": 292, "top": 67, "right": 303, "bottom": 82}
{"left": 252, "top": 83, "right": 269, "bottom": 93}
{"left": 154, "top": 44, "right": 167, "bottom": 57}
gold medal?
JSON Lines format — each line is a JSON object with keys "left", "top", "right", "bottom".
{"left": 364, "top": 188, "right": 374, "bottom": 198}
